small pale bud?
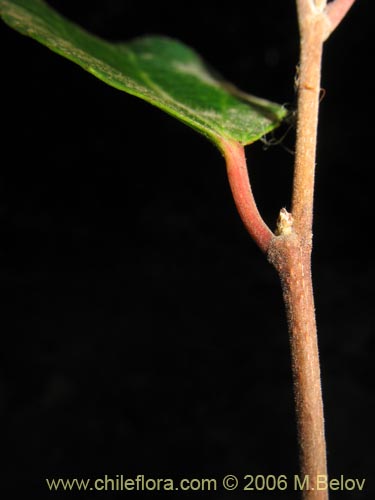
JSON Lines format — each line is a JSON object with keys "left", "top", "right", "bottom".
{"left": 275, "top": 208, "right": 294, "bottom": 236}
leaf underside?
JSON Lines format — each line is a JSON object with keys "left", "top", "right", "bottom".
{"left": 1, "top": 0, "right": 286, "bottom": 147}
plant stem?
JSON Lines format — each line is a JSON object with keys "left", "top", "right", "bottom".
{"left": 222, "top": 2, "right": 356, "bottom": 498}
{"left": 292, "top": 2, "right": 325, "bottom": 243}
{"left": 269, "top": 234, "right": 327, "bottom": 500}
{"left": 269, "top": 2, "right": 328, "bottom": 498}
{"left": 273, "top": 3, "right": 355, "bottom": 496}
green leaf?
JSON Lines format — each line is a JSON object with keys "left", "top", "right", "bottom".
{"left": 0, "top": 0, "right": 286, "bottom": 147}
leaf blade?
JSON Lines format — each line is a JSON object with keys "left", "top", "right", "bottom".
{"left": 0, "top": 0, "right": 286, "bottom": 146}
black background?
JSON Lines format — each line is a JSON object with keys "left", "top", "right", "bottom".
{"left": 1, "top": 1, "right": 373, "bottom": 498}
